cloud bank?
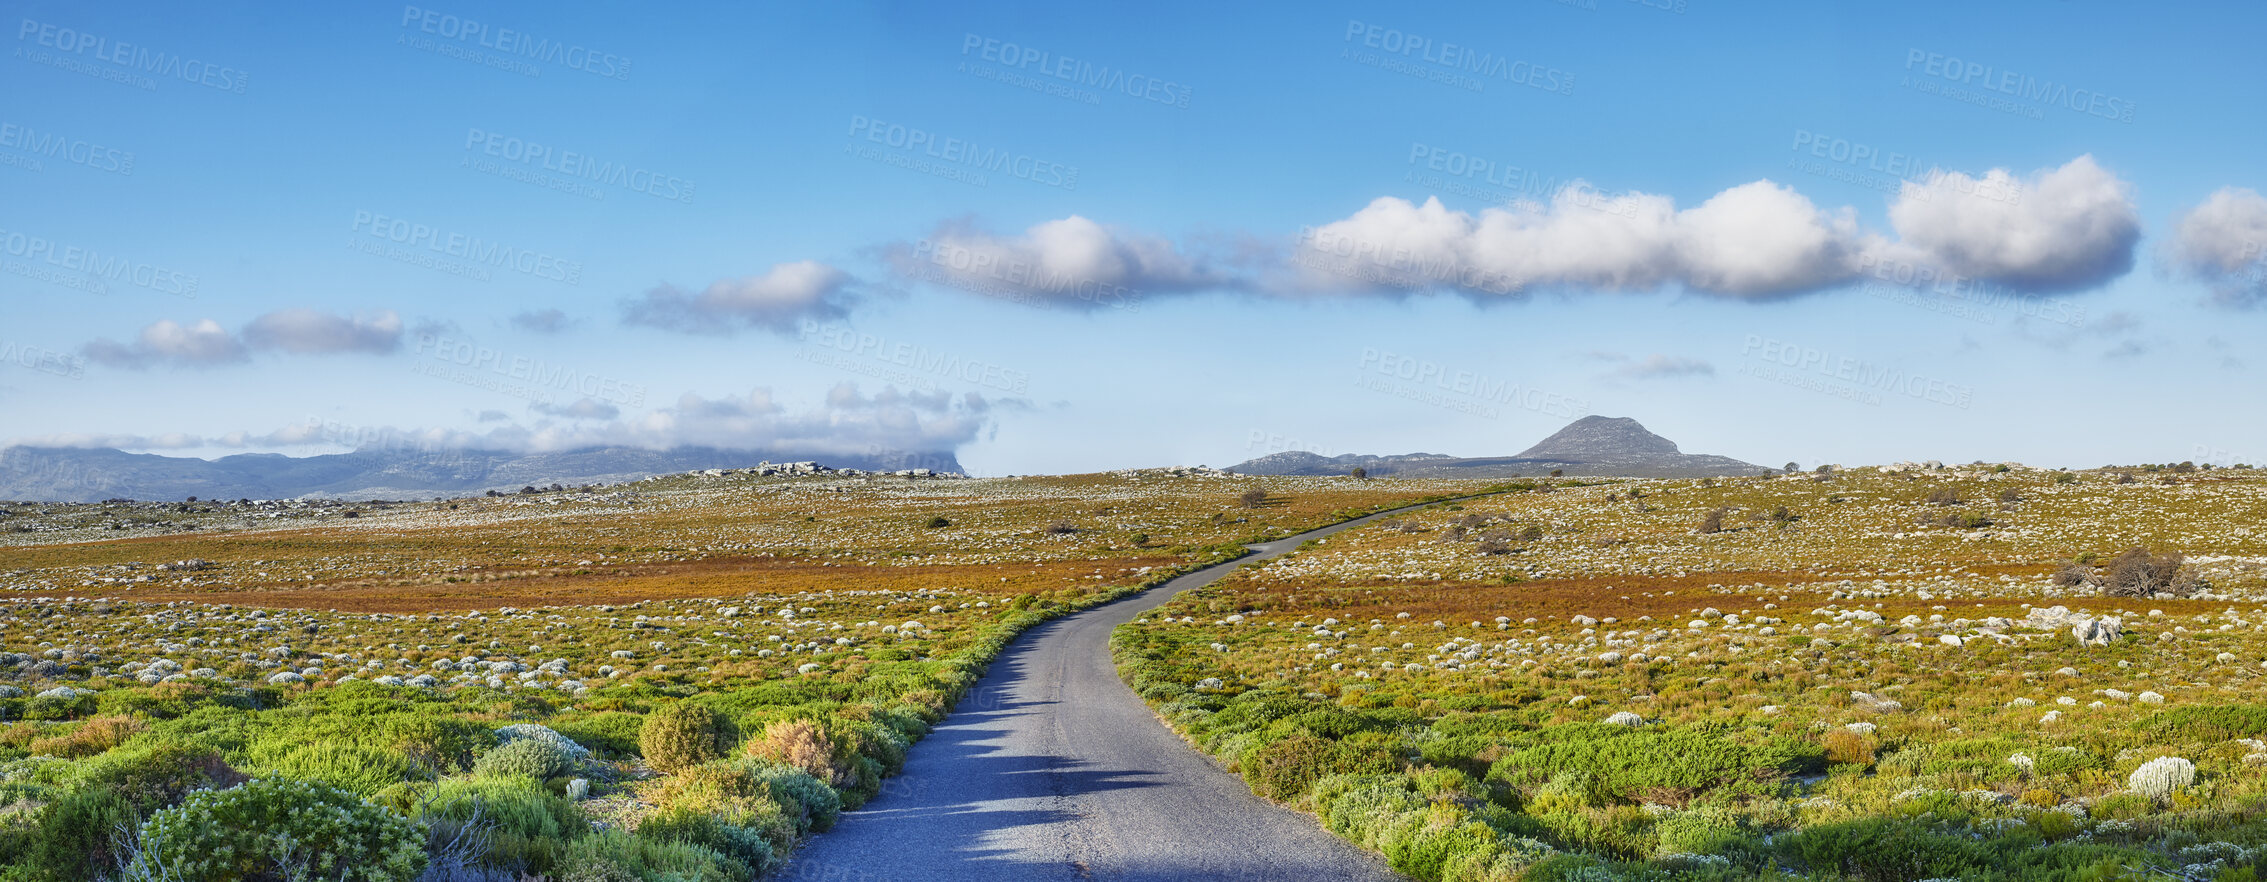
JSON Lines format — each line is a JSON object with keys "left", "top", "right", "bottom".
{"left": 9, "top": 383, "right": 991, "bottom": 458}
{"left": 82, "top": 310, "right": 404, "bottom": 369}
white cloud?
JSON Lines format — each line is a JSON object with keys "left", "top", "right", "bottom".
{"left": 1291, "top": 183, "right": 1857, "bottom": 299}
{"left": 1883, "top": 155, "right": 2139, "bottom": 292}
{"left": 1287, "top": 155, "right": 2140, "bottom": 300}
{"left": 624, "top": 260, "right": 856, "bottom": 333}
{"left": 83, "top": 309, "right": 403, "bottom": 368}
{"left": 883, "top": 215, "right": 1229, "bottom": 309}
{"left": 242, "top": 309, "right": 403, "bottom": 354}
{"left": 2167, "top": 186, "right": 2267, "bottom": 305}
{"left": 82, "top": 319, "right": 248, "bottom": 368}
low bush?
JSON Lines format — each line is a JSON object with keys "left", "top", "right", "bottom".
{"left": 266, "top": 742, "right": 427, "bottom": 797}
{"left": 24, "top": 787, "right": 137, "bottom": 882}
{"left": 552, "top": 830, "right": 738, "bottom": 882}
{"left": 745, "top": 719, "right": 850, "bottom": 788}
{"left": 472, "top": 737, "right": 576, "bottom": 781}
{"left": 131, "top": 778, "right": 427, "bottom": 882}
{"left": 634, "top": 806, "right": 778, "bottom": 876}
{"left": 549, "top": 712, "right": 644, "bottom": 759}
{"left": 640, "top": 703, "right": 740, "bottom": 774}
{"left": 1779, "top": 817, "right": 1991, "bottom": 882}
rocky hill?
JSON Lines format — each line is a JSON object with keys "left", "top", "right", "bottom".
{"left": 1228, "top": 416, "right": 1768, "bottom": 479}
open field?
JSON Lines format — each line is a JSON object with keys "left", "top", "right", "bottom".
{"left": 1115, "top": 463, "right": 2267, "bottom": 880}
{"left": 0, "top": 469, "right": 1488, "bottom": 881}
{"left": 12, "top": 461, "right": 2267, "bottom": 881}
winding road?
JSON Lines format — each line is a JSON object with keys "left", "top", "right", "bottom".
{"left": 781, "top": 495, "right": 1486, "bottom": 882}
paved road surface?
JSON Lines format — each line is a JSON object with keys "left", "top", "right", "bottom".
{"left": 781, "top": 496, "right": 1482, "bottom": 882}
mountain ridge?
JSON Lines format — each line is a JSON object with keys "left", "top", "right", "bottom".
{"left": 0, "top": 445, "right": 964, "bottom": 502}
{"left": 1228, "top": 416, "right": 1768, "bottom": 479}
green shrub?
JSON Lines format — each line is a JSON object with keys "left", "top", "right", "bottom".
{"left": 25, "top": 787, "right": 136, "bottom": 882}
{"left": 419, "top": 775, "right": 586, "bottom": 873}
{"left": 132, "top": 778, "right": 427, "bottom": 882}
{"left": 1242, "top": 730, "right": 1396, "bottom": 802}
{"left": 1779, "top": 817, "right": 1990, "bottom": 882}
{"left": 634, "top": 807, "right": 778, "bottom": 876}
{"left": 550, "top": 712, "right": 645, "bottom": 758}
{"left": 640, "top": 703, "right": 740, "bottom": 774}
{"left": 1243, "top": 734, "right": 1341, "bottom": 802}
{"left": 378, "top": 714, "right": 494, "bottom": 772}
{"left": 748, "top": 762, "right": 841, "bottom": 834}
{"left": 2140, "top": 705, "right": 2267, "bottom": 742}
{"left": 472, "top": 737, "right": 576, "bottom": 780}
{"left": 1486, "top": 725, "right": 1813, "bottom": 805}
{"left": 266, "top": 742, "right": 426, "bottom": 797}
{"left": 552, "top": 830, "right": 737, "bottom": 882}
{"left": 74, "top": 741, "right": 245, "bottom": 813}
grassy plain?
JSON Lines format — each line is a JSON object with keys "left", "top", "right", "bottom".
{"left": 1117, "top": 464, "right": 2267, "bottom": 880}
{"left": 0, "top": 468, "right": 1479, "bottom": 881}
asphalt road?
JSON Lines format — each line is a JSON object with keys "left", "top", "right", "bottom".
{"left": 780, "top": 496, "right": 1482, "bottom": 882}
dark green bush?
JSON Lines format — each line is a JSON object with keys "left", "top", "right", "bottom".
{"left": 25, "top": 787, "right": 136, "bottom": 882}
{"left": 1780, "top": 817, "right": 1990, "bottom": 882}
{"left": 550, "top": 711, "right": 646, "bottom": 758}
{"left": 73, "top": 741, "right": 245, "bottom": 813}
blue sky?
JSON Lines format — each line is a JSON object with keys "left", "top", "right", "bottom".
{"left": 4, "top": 0, "right": 2264, "bottom": 475}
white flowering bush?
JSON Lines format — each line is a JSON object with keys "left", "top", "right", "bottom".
{"left": 2128, "top": 756, "right": 2196, "bottom": 802}
{"left": 131, "top": 777, "right": 426, "bottom": 882}
{"left": 471, "top": 736, "right": 576, "bottom": 780}
{"left": 493, "top": 723, "right": 591, "bottom": 761}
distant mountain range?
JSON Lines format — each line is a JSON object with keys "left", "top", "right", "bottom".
{"left": 1228, "top": 416, "right": 1769, "bottom": 479}
{"left": 0, "top": 446, "right": 965, "bottom": 502}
